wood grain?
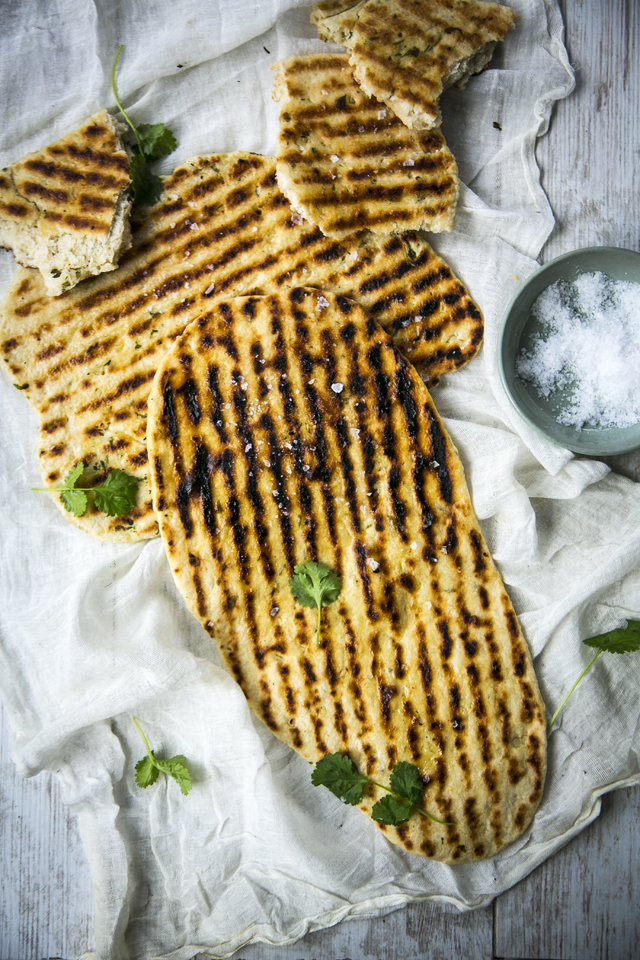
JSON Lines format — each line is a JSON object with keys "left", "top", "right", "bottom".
{"left": 226, "top": 901, "right": 494, "bottom": 960}
{"left": 537, "top": 0, "right": 640, "bottom": 264}
{"left": 0, "top": 698, "right": 93, "bottom": 960}
{"left": 494, "top": 786, "right": 640, "bottom": 959}
{"left": 493, "top": 2, "right": 640, "bottom": 957}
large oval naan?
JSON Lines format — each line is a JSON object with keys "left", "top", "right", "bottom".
{"left": 148, "top": 286, "right": 545, "bottom": 863}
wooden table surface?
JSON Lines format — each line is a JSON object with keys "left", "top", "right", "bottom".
{"left": 1, "top": 1, "right": 639, "bottom": 958}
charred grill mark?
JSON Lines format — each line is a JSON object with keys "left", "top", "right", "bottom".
{"left": 42, "top": 417, "right": 65, "bottom": 434}
{"left": 192, "top": 442, "right": 217, "bottom": 539}
{"left": 426, "top": 407, "right": 452, "bottom": 503}
{"left": 324, "top": 646, "right": 338, "bottom": 689}
{"left": 259, "top": 680, "right": 278, "bottom": 731}
{"left": 367, "top": 343, "right": 409, "bottom": 538}
{"left": 388, "top": 463, "right": 407, "bottom": 538}
{"left": 417, "top": 628, "right": 433, "bottom": 697}
{"left": 394, "top": 642, "right": 407, "bottom": 680}
{"left": 218, "top": 446, "right": 250, "bottom": 584}
{"left": 179, "top": 378, "right": 201, "bottom": 425}
{"left": 395, "top": 359, "right": 418, "bottom": 441}
{"left": 438, "top": 621, "right": 452, "bottom": 660}
{"left": 343, "top": 620, "right": 367, "bottom": 726}
{"left": 312, "top": 715, "right": 328, "bottom": 754}
{"left": 335, "top": 416, "right": 360, "bottom": 533}
{"left": 334, "top": 701, "right": 347, "bottom": 741}
{"left": 83, "top": 371, "right": 155, "bottom": 410}
{"left": 359, "top": 422, "right": 380, "bottom": 511}
{"left": 470, "top": 530, "right": 486, "bottom": 574}
{"left": 413, "top": 452, "right": 435, "bottom": 555}
{"left": 260, "top": 411, "right": 295, "bottom": 573}
{"left": 526, "top": 732, "right": 544, "bottom": 801}
{"left": 367, "top": 343, "right": 391, "bottom": 416}
{"left": 354, "top": 540, "right": 379, "bottom": 622}
{"left": 191, "top": 571, "right": 206, "bottom": 617}
{"left": 302, "top": 372, "right": 340, "bottom": 558}
{"left": 513, "top": 803, "right": 529, "bottom": 830}
{"left": 230, "top": 386, "right": 275, "bottom": 582}
{"left": 449, "top": 682, "right": 463, "bottom": 733}
{"left": 207, "top": 364, "right": 228, "bottom": 443}
{"left": 378, "top": 681, "right": 397, "bottom": 727}
{"left": 162, "top": 377, "right": 179, "bottom": 446}
{"left": 403, "top": 700, "right": 421, "bottom": 761}
{"left": 497, "top": 698, "right": 512, "bottom": 747}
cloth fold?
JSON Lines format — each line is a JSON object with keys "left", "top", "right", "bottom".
{"left": 2, "top": 2, "right": 639, "bottom": 959}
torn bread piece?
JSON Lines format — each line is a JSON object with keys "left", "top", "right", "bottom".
{"left": 0, "top": 109, "right": 132, "bottom": 296}
{"left": 273, "top": 54, "right": 459, "bottom": 238}
{"left": 311, "top": 0, "right": 515, "bottom": 130}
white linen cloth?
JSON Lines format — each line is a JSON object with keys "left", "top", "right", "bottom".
{"left": 1, "top": 2, "right": 639, "bottom": 958}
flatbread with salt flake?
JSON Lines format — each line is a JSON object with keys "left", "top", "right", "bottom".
{"left": 0, "top": 110, "right": 132, "bottom": 296}
{"left": 273, "top": 54, "right": 459, "bottom": 239}
{"left": 0, "top": 152, "right": 482, "bottom": 542}
{"left": 311, "top": 0, "right": 515, "bottom": 131}
{"left": 147, "top": 286, "right": 546, "bottom": 863}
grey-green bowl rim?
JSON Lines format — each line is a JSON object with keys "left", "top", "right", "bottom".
{"left": 497, "top": 245, "right": 640, "bottom": 456}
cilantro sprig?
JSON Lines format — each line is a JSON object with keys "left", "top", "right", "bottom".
{"left": 111, "top": 45, "right": 177, "bottom": 205}
{"left": 311, "top": 753, "right": 453, "bottom": 827}
{"left": 32, "top": 464, "right": 139, "bottom": 518}
{"left": 289, "top": 560, "right": 341, "bottom": 646}
{"left": 548, "top": 620, "right": 640, "bottom": 731}
{"left": 133, "top": 717, "right": 193, "bottom": 796}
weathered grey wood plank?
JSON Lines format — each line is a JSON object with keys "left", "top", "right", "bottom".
{"left": 494, "top": 785, "right": 640, "bottom": 960}
{"left": 494, "top": 4, "right": 640, "bottom": 956}
{"left": 537, "top": 0, "right": 640, "bottom": 264}
{"left": 224, "top": 899, "right": 494, "bottom": 960}
{"left": 0, "top": 698, "right": 93, "bottom": 960}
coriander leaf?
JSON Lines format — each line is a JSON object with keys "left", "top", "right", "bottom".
{"left": 132, "top": 717, "right": 193, "bottom": 796}
{"left": 128, "top": 152, "right": 164, "bottom": 206}
{"left": 548, "top": 620, "right": 640, "bottom": 731}
{"left": 93, "top": 469, "right": 139, "bottom": 517}
{"left": 60, "top": 463, "right": 88, "bottom": 516}
{"left": 389, "top": 761, "right": 425, "bottom": 806}
{"left": 583, "top": 620, "right": 640, "bottom": 654}
{"left": 128, "top": 151, "right": 147, "bottom": 200}
{"left": 371, "top": 794, "right": 412, "bottom": 826}
{"left": 136, "top": 123, "right": 177, "bottom": 160}
{"left": 135, "top": 753, "right": 159, "bottom": 789}
{"left": 111, "top": 45, "right": 176, "bottom": 206}
{"left": 156, "top": 757, "right": 193, "bottom": 796}
{"left": 60, "top": 486, "right": 88, "bottom": 516}
{"left": 32, "top": 464, "right": 88, "bottom": 515}
{"left": 289, "top": 560, "right": 342, "bottom": 646}
{"left": 311, "top": 752, "right": 368, "bottom": 805}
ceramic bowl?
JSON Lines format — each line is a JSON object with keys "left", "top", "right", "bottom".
{"left": 497, "top": 246, "right": 640, "bottom": 455}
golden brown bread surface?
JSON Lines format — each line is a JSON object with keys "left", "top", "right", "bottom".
{"left": 1, "top": 152, "right": 483, "bottom": 541}
{"left": 273, "top": 54, "right": 459, "bottom": 238}
{"left": 147, "top": 287, "right": 546, "bottom": 863}
{"left": 312, "top": 0, "right": 515, "bottom": 130}
{"left": 0, "top": 110, "right": 132, "bottom": 295}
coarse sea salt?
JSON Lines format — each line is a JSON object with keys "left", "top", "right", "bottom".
{"left": 516, "top": 271, "right": 640, "bottom": 429}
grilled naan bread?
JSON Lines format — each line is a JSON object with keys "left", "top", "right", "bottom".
{"left": 273, "top": 54, "right": 458, "bottom": 238}
{"left": 311, "top": 0, "right": 515, "bottom": 131}
{"left": 147, "top": 287, "right": 546, "bottom": 863}
{"left": 0, "top": 110, "right": 132, "bottom": 296}
{"left": 1, "top": 152, "right": 482, "bottom": 542}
